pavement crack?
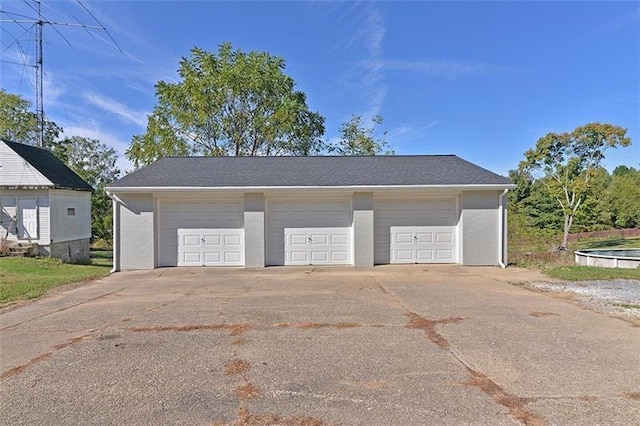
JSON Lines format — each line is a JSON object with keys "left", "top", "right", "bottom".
{"left": 461, "top": 365, "right": 545, "bottom": 426}
{"left": 128, "top": 323, "right": 251, "bottom": 336}
{"left": 371, "top": 277, "right": 412, "bottom": 311}
{"left": 404, "top": 312, "right": 466, "bottom": 350}
{"left": 1, "top": 332, "right": 92, "bottom": 380}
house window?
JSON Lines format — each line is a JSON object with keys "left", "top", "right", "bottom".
{"left": 67, "top": 208, "right": 76, "bottom": 216}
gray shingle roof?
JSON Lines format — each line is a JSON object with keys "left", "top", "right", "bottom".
{"left": 109, "top": 155, "right": 512, "bottom": 188}
{"left": 2, "top": 139, "right": 93, "bottom": 191}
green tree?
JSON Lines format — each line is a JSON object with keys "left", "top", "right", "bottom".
{"left": 518, "top": 123, "right": 632, "bottom": 250}
{"left": 52, "top": 136, "right": 120, "bottom": 241}
{"left": 127, "top": 43, "right": 326, "bottom": 167}
{"left": 0, "top": 89, "right": 62, "bottom": 147}
{"left": 607, "top": 167, "right": 640, "bottom": 228}
{"left": 328, "top": 114, "right": 393, "bottom": 156}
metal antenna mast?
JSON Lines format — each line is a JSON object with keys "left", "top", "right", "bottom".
{"left": 35, "top": 1, "right": 44, "bottom": 148}
{"left": 1, "top": 0, "right": 123, "bottom": 147}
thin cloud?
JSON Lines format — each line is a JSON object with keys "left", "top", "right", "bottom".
{"left": 83, "top": 92, "right": 147, "bottom": 128}
{"left": 359, "top": 7, "right": 387, "bottom": 120}
{"left": 387, "top": 120, "right": 440, "bottom": 147}
{"left": 384, "top": 59, "right": 486, "bottom": 79}
{"left": 597, "top": 8, "right": 640, "bottom": 33}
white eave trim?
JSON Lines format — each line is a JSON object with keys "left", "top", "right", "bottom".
{"left": 106, "top": 184, "right": 516, "bottom": 195}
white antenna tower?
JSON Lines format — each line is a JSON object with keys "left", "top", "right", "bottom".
{"left": 1, "top": 0, "right": 123, "bottom": 148}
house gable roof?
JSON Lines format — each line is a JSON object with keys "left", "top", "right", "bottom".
{"left": 2, "top": 139, "right": 93, "bottom": 191}
{"left": 108, "top": 155, "right": 513, "bottom": 189}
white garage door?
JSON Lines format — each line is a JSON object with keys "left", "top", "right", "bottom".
{"left": 268, "top": 199, "right": 352, "bottom": 266}
{"left": 159, "top": 199, "right": 244, "bottom": 267}
{"left": 375, "top": 198, "right": 458, "bottom": 264}
{"left": 177, "top": 229, "right": 244, "bottom": 266}
{"left": 284, "top": 227, "right": 351, "bottom": 265}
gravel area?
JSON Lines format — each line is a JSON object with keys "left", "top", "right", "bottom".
{"left": 524, "top": 279, "right": 640, "bottom": 318}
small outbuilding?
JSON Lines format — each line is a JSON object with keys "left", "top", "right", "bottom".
{"left": 106, "top": 155, "right": 514, "bottom": 270}
{"left": 0, "top": 139, "right": 93, "bottom": 262}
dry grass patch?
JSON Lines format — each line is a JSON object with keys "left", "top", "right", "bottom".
{"left": 225, "top": 359, "right": 251, "bottom": 376}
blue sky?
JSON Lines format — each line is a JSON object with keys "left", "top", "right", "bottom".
{"left": 2, "top": 1, "right": 639, "bottom": 176}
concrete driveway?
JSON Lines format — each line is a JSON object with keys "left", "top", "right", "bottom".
{"left": 1, "top": 265, "right": 639, "bottom": 425}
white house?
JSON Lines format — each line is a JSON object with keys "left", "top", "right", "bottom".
{"left": 106, "top": 155, "right": 515, "bottom": 271}
{"left": 0, "top": 139, "right": 93, "bottom": 262}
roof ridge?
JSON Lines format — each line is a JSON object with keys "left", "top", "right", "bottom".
{"left": 160, "top": 154, "right": 459, "bottom": 159}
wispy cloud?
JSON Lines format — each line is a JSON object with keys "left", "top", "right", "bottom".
{"left": 360, "top": 7, "right": 387, "bottom": 119}
{"left": 386, "top": 120, "right": 440, "bottom": 151}
{"left": 597, "top": 7, "right": 640, "bottom": 33}
{"left": 83, "top": 92, "right": 148, "bottom": 128}
{"left": 338, "top": 5, "right": 388, "bottom": 120}
{"left": 383, "top": 58, "right": 527, "bottom": 80}
{"left": 383, "top": 59, "right": 485, "bottom": 79}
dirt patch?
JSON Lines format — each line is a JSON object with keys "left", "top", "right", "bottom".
{"left": 577, "top": 395, "right": 598, "bottom": 402}
{"left": 463, "top": 367, "right": 544, "bottom": 426}
{"left": 129, "top": 323, "right": 250, "bottom": 336}
{"left": 235, "top": 406, "right": 327, "bottom": 426}
{"left": 236, "top": 382, "right": 261, "bottom": 399}
{"left": 296, "top": 322, "right": 359, "bottom": 330}
{"left": 405, "top": 312, "right": 466, "bottom": 350}
{"left": 225, "top": 359, "right": 251, "bottom": 376}
{"left": 1, "top": 334, "right": 89, "bottom": 380}
{"left": 229, "top": 324, "right": 251, "bottom": 336}
{"left": 529, "top": 312, "right": 560, "bottom": 318}
{"left": 1, "top": 352, "right": 52, "bottom": 380}
{"left": 232, "top": 338, "right": 249, "bottom": 346}
{"left": 620, "top": 391, "right": 640, "bottom": 400}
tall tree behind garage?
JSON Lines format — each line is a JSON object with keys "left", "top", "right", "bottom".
{"left": 126, "top": 42, "right": 326, "bottom": 168}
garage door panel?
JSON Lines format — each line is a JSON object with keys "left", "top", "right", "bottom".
{"left": 396, "top": 250, "right": 414, "bottom": 262}
{"left": 182, "top": 252, "right": 202, "bottom": 265}
{"left": 310, "top": 251, "right": 328, "bottom": 263}
{"left": 290, "top": 250, "right": 308, "bottom": 263}
{"left": 416, "top": 249, "right": 434, "bottom": 261}
{"left": 310, "top": 233, "right": 328, "bottom": 245}
{"left": 436, "top": 250, "right": 454, "bottom": 261}
{"left": 203, "top": 252, "right": 222, "bottom": 263}
{"left": 436, "top": 232, "right": 453, "bottom": 243}
{"left": 182, "top": 234, "right": 201, "bottom": 247}
{"left": 416, "top": 232, "right": 433, "bottom": 243}
{"left": 224, "top": 251, "right": 243, "bottom": 264}
{"left": 223, "top": 234, "right": 242, "bottom": 246}
{"left": 396, "top": 232, "right": 413, "bottom": 244}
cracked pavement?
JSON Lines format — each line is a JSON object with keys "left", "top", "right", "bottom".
{"left": 1, "top": 265, "right": 639, "bottom": 425}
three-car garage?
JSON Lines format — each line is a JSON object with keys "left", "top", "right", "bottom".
{"left": 107, "top": 155, "right": 513, "bottom": 270}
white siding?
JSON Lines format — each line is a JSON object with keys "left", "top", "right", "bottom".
{"left": 0, "top": 141, "right": 52, "bottom": 187}
{"left": 0, "top": 189, "right": 50, "bottom": 245}
{"left": 461, "top": 191, "right": 501, "bottom": 265}
{"left": 117, "top": 193, "right": 155, "bottom": 270}
{"left": 49, "top": 190, "right": 91, "bottom": 243}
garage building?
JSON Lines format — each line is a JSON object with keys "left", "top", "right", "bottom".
{"left": 106, "top": 155, "right": 514, "bottom": 270}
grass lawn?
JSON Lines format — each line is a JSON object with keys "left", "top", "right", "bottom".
{"left": 0, "top": 249, "right": 112, "bottom": 305}
{"left": 542, "top": 237, "right": 640, "bottom": 280}
{"left": 544, "top": 265, "right": 640, "bottom": 281}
